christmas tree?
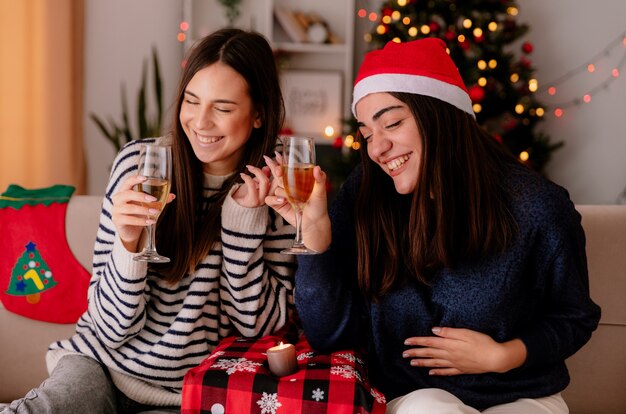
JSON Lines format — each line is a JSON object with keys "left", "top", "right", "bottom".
{"left": 5, "top": 241, "right": 57, "bottom": 304}
{"left": 362, "top": 0, "right": 563, "bottom": 171}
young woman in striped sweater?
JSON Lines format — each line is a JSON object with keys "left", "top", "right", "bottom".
{"left": 3, "top": 29, "right": 295, "bottom": 413}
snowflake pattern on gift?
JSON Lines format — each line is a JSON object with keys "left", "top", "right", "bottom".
{"left": 297, "top": 351, "right": 314, "bottom": 361}
{"left": 370, "top": 388, "right": 386, "bottom": 404}
{"left": 333, "top": 352, "right": 364, "bottom": 365}
{"left": 311, "top": 387, "right": 325, "bottom": 402}
{"left": 330, "top": 364, "right": 363, "bottom": 382}
{"left": 256, "top": 392, "right": 282, "bottom": 414}
{"left": 212, "top": 357, "right": 262, "bottom": 375}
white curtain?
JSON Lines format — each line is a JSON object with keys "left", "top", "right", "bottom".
{"left": 0, "top": 0, "right": 86, "bottom": 194}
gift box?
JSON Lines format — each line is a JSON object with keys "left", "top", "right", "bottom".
{"left": 182, "top": 326, "right": 386, "bottom": 414}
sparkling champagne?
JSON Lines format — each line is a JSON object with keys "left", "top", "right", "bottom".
{"left": 136, "top": 178, "right": 170, "bottom": 219}
{"left": 133, "top": 143, "right": 172, "bottom": 263}
{"left": 280, "top": 136, "right": 317, "bottom": 255}
{"left": 283, "top": 164, "right": 314, "bottom": 208}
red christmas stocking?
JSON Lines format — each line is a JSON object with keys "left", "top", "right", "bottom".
{"left": 0, "top": 184, "right": 90, "bottom": 324}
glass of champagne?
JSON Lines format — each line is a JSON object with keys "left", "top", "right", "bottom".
{"left": 280, "top": 136, "right": 317, "bottom": 255}
{"left": 133, "top": 143, "right": 172, "bottom": 263}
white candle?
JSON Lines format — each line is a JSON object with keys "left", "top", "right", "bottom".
{"left": 267, "top": 342, "right": 298, "bottom": 377}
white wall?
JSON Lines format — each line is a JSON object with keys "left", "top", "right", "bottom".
{"left": 516, "top": 0, "right": 626, "bottom": 204}
{"left": 84, "top": 0, "right": 183, "bottom": 194}
{"left": 85, "top": 1, "right": 626, "bottom": 203}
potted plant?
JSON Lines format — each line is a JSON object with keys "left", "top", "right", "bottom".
{"left": 90, "top": 46, "right": 163, "bottom": 152}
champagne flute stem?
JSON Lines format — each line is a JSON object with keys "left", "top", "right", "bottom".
{"left": 293, "top": 206, "right": 305, "bottom": 248}
{"left": 145, "top": 223, "right": 156, "bottom": 253}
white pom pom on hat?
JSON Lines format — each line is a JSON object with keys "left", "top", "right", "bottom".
{"left": 352, "top": 38, "right": 474, "bottom": 118}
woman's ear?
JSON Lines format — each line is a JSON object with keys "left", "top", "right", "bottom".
{"left": 253, "top": 110, "right": 262, "bottom": 129}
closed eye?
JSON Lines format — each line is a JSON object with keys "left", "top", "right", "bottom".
{"left": 385, "top": 120, "right": 401, "bottom": 129}
{"left": 184, "top": 99, "right": 199, "bottom": 105}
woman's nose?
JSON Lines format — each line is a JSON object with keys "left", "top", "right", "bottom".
{"left": 194, "top": 107, "right": 214, "bottom": 130}
{"left": 367, "top": 134, "right": 391, "bottom": 159}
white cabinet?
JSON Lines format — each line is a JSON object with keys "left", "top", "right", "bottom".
{"left": 182, "top": 0, "right": 356, "bottom": 142}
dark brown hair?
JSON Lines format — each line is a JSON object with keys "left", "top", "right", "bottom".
{"left": 155, "top": 28, "right": 285, "bottom": 282}
{"left": 355, "top": 93, "right": 518, "bottom": 300}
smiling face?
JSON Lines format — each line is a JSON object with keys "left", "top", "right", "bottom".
{"left": 356, "top": 93, "right": 423, "bottom": 194}
{"left": 179, "top": 62, "right": 262, "bottom": 175}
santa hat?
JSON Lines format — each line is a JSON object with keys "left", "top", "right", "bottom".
{"left": 352, "top": 38, "right": 474, "bottom": 118}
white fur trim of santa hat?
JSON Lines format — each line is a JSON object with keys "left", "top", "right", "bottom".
{"left": 352, "top": 38, "right": 475, "bottom": 118}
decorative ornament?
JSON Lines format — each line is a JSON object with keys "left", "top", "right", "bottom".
{"left": 0, "top": 184, "right": 90, "bottom": 323}
{"left": 332, "top": 136, "right": 344, "bottom": 149}
{"left": 279, "top": 127, "right": 294, "bottom": 136}
{"left": 469, "top": 85, "right": 486, "bottom": 103}
{"left": 522, "top": 41, "right": 534, "bottom": 54}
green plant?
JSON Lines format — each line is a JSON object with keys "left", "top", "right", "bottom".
{"left": 90, "top": 46, "right": 163, "bottom": 152}
{"left": 217, "top": 0, "right": 242, "bottom": 26}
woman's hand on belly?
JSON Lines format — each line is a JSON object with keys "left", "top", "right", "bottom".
{"left": 402, "top": 327, "right": 527, "bottom": 376}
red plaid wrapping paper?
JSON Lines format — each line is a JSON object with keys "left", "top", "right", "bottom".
{"left": 182, "top": 328, "right": 386, "bottom": 414}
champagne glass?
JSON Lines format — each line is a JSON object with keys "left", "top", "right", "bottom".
{"left": 133, "top": 143, "right": 172, "bottom": 263}
{"left": 280, "top": 136, "right": 317, "bottom": 255}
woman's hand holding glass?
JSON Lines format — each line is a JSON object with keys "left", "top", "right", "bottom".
{"left": 111, "top": 176, "right": 176, "bottom": 253}
{"left": 264, "top": 149, "right": 331, "bottom": 254}
{"left": 111, "top": 144, "right": 175, "bottom": 262}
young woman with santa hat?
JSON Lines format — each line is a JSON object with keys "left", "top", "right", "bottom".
{"left": 266, "top": 37, "right": 600, "bottom": 413}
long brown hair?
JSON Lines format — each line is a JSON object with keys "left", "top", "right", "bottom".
{"left": 355, "top": 93, "right": 518, "bottom": 300}
{"left": 155, "top": 28, "right": 285, "bottom": 282}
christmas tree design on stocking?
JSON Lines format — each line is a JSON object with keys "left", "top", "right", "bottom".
{"left": 0, "top": 184, "right": 90, "bottom": 323}
{"left": 6, "top": 241, "right": 58, "bottom": 304}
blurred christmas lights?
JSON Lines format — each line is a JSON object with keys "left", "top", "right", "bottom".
{"left": 357, "top": 5, "right": 625, "bottom": 120}
{"left": 535, "top": 31, "right": 626, "bottom": 117}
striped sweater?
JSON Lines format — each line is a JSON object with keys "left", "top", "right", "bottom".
{"left": 47, "top": 138, "right": 296, "bottom": 406}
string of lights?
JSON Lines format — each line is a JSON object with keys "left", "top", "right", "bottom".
{"left": 537, "top": 32, "right": 626, "bottom": 117}
{"left": 538, "top": 32, "right": 626, "bottom": 93}
{"left": 177, "top": 21, "right": 190, "bottom": 43}
{"left": 179, "top": 11, "right": 623, "bottom": 123}
{"left": 356, "top": 3, "right": 625, "bottom": 119}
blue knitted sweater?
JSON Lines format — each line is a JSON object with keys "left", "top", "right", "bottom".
{"left": 295, "top": 164, "right": 601, "bottom": 410}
